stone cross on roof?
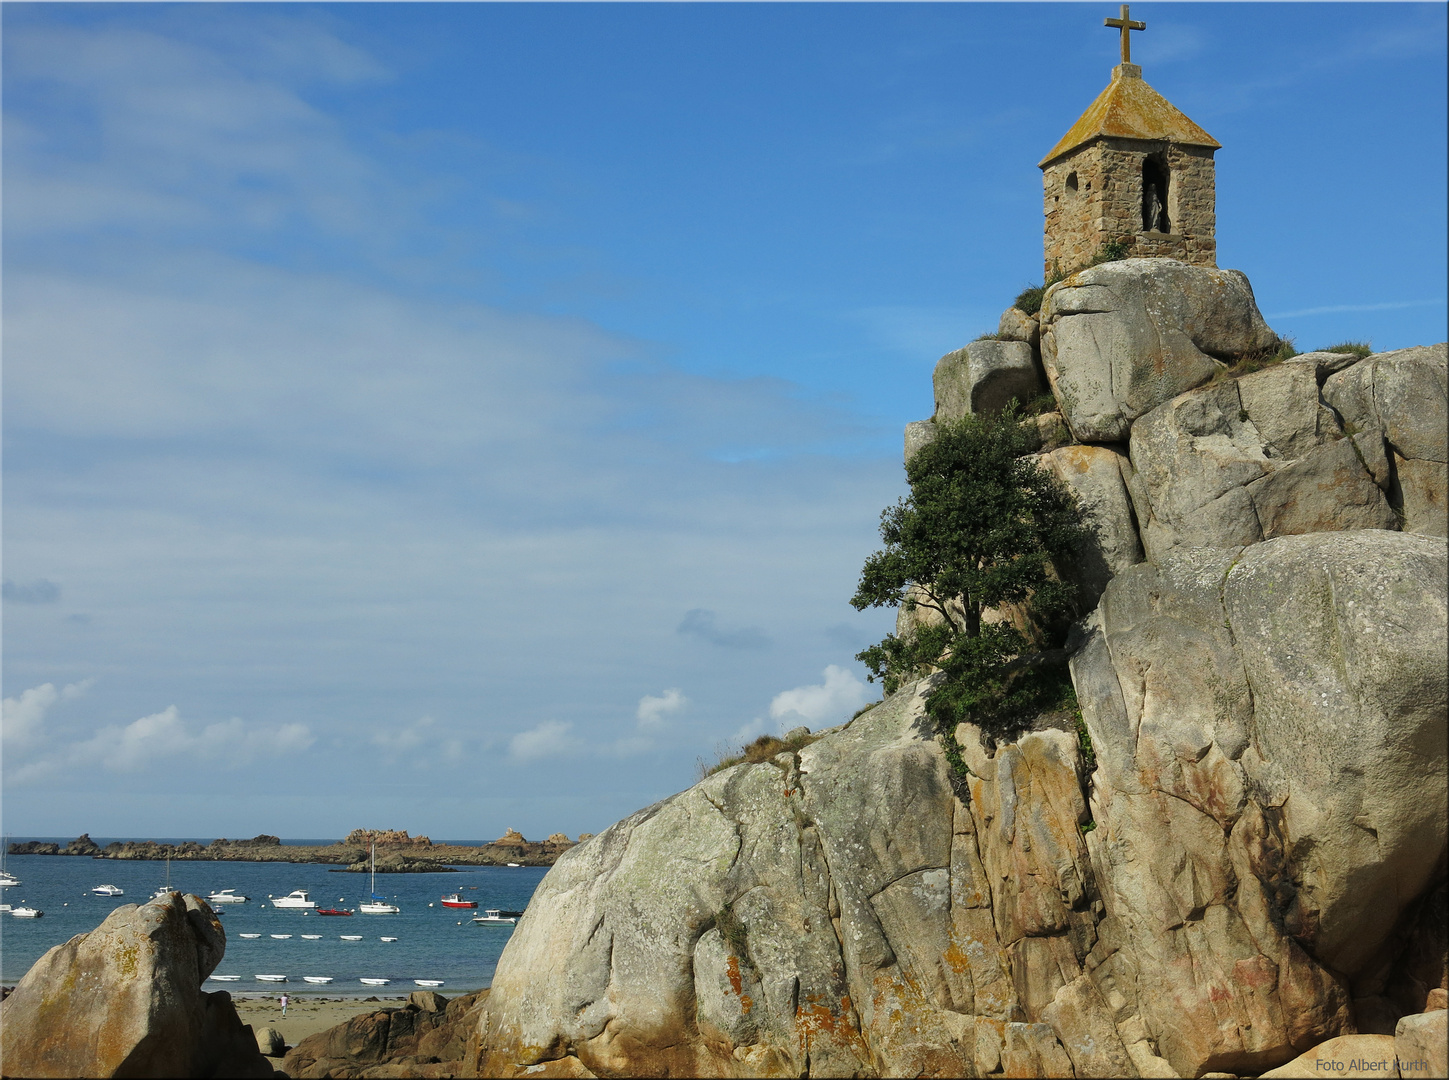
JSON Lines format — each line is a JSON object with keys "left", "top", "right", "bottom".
{"left": 1104, "top": 5, "right": 1146, "bottom": 64}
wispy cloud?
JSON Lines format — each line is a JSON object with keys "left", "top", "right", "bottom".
{"left": 2, "top": 579, "right": 61, "bottom": 604}
{"left": 6, "top": 699, "right": 314, "bottom": 785}
{"left": 1265, "top": 299, "right": 1446, "bottom": 320}
{"left": 677, "top": 609, "right": 772, "bottom": 651}
{"left": 849, "top": 304, "right": 995, "bottom": 358}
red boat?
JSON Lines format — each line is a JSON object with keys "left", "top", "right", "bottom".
{"left": 314, "top": 907, "right": 353, "bottom": 916}
{"left": 440, "top": 894, "right": 478, "bottom": 909}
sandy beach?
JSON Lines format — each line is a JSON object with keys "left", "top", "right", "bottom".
{"left": 233, "top": 993, "right": 408, "bottom": 1049}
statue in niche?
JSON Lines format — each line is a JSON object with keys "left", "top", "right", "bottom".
{"left": 1143, "top": 181, "right": 1169, "bottom": 233}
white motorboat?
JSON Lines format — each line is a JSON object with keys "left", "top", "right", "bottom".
{"left": 270, "top": 934, "right": 292, "bottom": 939}
{"left": 358, "top": 844, "right": 400, "bottom": 914}
{"left": 270, "top": 890, "right": 316, "bottom": 910}
{"left": 206, "top": 889, "right": 248, "bottom": 904}
{"left": 414, "top": 979, "right": 445, "bottom": 987}
{"left": 0, "top": 904, "right": 11, "bottom": 912}
{"left": 303, "top": 976, "right": 333, "bottom": 984}
{"left": 300, "top": 934, "right": 322, "bottom": 940}
{"left": 380, "top": 936, "right": 398, "bottom": 942}
{"left": 208, "top": 975, "right": 241, "bottom": 982}
{"left": 256, "top": 974, "right": 288, "bottom": 983}
{"left": 339, "top": 934, "right": 362, "bottom": 941}
{"left": 10, "top": 906, "right": 43, "bottom": 918}
{"left": 472, "top": 909, "right": 519, "bottom": 926}
{"left": 505, "top": 862, "right": 521, "bottom": 867}
{"left": 359, "top": 978, "right": 390, "bottom": 986}
{"left": 92, "top": 884, "right": 125, "bottom": 896}
{"left": 239, "top": 933, "right": 262, "bottom": 939}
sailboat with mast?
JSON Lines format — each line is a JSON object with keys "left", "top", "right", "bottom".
{"left": 151, "top": 857, "right": 174, "bottom": 900}
{"left": 0, "top": 837, "right": 19, "bottom": 888}
{"left": 358, "top": 843, "right": 399, "bottom": 914}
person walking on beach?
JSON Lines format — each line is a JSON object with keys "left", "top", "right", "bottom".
{"left": 280, "top": 993, "right": 289, "bottom": 1018}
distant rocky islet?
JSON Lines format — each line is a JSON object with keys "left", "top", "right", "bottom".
{"left": 6, "top": 827, "right": 592, "bottom": 869}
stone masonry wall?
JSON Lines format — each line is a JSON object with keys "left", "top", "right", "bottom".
{"left": 1043, "top": 138, "right": 1216, "bottom": 277}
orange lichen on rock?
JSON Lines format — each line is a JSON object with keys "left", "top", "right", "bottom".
{"left": 724, "top": 954, "right": 743, "bottom": 997}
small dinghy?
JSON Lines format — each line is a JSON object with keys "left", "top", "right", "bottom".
{"left": 300, "top": 934, "right": 322, "bottom": 940}
{"left": 359, "top": 977, "right": 390, "bottom": 986}
{"left": 380, "top": 936, "right": 398, "bottom": 942}
{"left": 414, "top": 979, "right": 445, "bottom": 987}
{"left": 255, "top": 974, "right": 288, "bottom": 982}
{"left": 208, "top": 975, "right": 241, "bottom": 982}
{"left": 270, "top": 934, "right": 292, "bottom": 939}
{"left": 339, "top": 934, "right": 363, "bottom": 940}
{"left": 303, "top": 976, "right": 333, "bottom": 984}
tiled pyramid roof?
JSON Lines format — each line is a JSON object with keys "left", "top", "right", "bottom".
{"left": 1040, "top": 64, "right": 1220, "bottom": 167}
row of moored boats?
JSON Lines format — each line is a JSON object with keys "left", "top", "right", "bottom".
{"left": 2, "top": 843, "right": 523, "bottom": 924}
{"left": 208, "top": 975, "right": 445, "bottom": 987}
{"left": 7, "top": 883, "right": 519, "bottom": 925}
{"left": 0, "top": 870, "right": 40, "bottom": 918}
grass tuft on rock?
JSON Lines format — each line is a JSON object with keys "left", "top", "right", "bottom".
{"left": 1322, "top": 341, "right": 1373, "bottom": 359}
{"left": 1213, "top": 337, "right": 1298, "bottom": 382}
{"left": 699, "top": 728, "right": 821, "bottom": 779}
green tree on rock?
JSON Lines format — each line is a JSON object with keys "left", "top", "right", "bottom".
{"left": 851, "top": 406, "right": 1090, "bottom": 738}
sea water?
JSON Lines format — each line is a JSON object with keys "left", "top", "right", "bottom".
{"left": 0, "top": 844, "right": 548, "bottom": 998}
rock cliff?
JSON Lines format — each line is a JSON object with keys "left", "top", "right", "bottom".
{"left": 477, "top": 262, "right": 1446, "bottom": 1078}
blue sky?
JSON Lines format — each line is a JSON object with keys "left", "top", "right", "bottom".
{"left": 4, "top": 3, "right": 1445, "bottom": 841}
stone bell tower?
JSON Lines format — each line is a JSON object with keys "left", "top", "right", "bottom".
{"left": 1040, "top": 6, "right": 1220, "bottom": 277}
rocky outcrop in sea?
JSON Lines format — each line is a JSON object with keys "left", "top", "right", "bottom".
{"left": 8, "top": 827, "right": 581, "bottom": 868}
{"left": 472, "top": 260, "right": 1448, "bottom": 1077}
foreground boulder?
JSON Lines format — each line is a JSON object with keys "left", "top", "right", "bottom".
{"left": 932, "top": 339, "right": 1044, "bottom": 422}
{"left": 1395, "top": 1007, "right": 1448, "bottom": 1078}
{"left": 1258, "top": 1034, "right": 1399, "bottom": 1078}
{"left": 0, "top": 891, "right": 275, "bottom": 1078}
{"left": 1040, "top": 258, "right": 1278, "bottom": 442}
{"left": 281, "top": 989, "right": 487, "bottom": 1079}
{"left": 477, "top": 531, "right": 1445, "bottom": 1078}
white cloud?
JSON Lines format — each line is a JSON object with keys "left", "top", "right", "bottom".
{"left": 74, "top": 707, "right": 315, "bottom": 771}
{"left": 2, "top": 679, "right": 92, "bottom": 746}
{"left": 768, "top": 665, "right": 869, "bottom": 731}
{"left": 6, "top": 702, "right": 315, "bottom": 782}
{"left": 636, "top": 688, "right": 687, "bottom": 731}
{"left": 509, "top": 720, "right": 574, "bottom": 762}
